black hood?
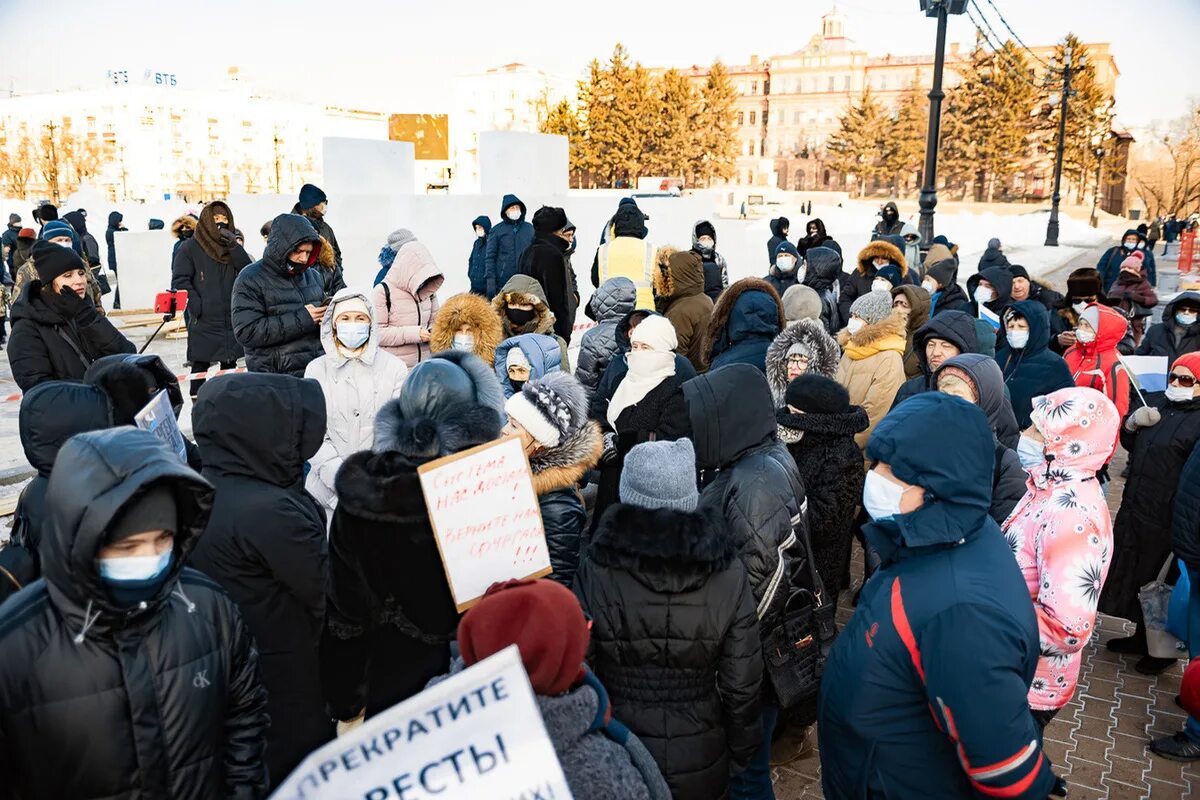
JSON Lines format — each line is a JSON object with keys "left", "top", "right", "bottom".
{"left": 107, "top": 211, "right": 123, "bottom": 229}
{"left": 41, "top": 428, "right": 214, "bottom": 631}
{"left": 683, "top": 364, "right": 777, "bottom": 470}
{"left": 933, "top": 353, "right": 1020, "bottom": 449}
{"left": 262, "top": 213, "right": 321, "bottom": 276}
{"left": 63, "top": 210, "right": 88, "bottom": 238}
{"left": 803, "top": 218, "right": 829, "bottom": 241}
{"left": 85, "top": 353, "right": 184, "bottom": 424}
{"left": 193, "top": 373, "right": 326, "bottom": 488}
{"left": 881, "top": 201, "right": 899, "bottom": 221}
{"left": 967, "top": 266, "right": 1014, "bottom": 307}
{"left": 769, "top": 217, "right": 790, "bottom": 238}
{"left": 804, "top": 246, "right": 843, "bottom": 292}
{"left": 913, "top": 310, "right": 978, "bottom": 376}
{"left": 612, "top": 204, "right": 648, "bottom": 239}
{"left": 590, "top": 504, "right": 737, "bottom": 594}
{"left": 1163, "top": 291, "right": 1200, "bottom": 336}
{"left": 19, "top": 382, "right": 113, "bottom": 476}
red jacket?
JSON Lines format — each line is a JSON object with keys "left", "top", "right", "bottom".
{"left": 1063, "top": 303, "right": 1130, "bottom": 459}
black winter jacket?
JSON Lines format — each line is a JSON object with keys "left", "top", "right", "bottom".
{"left": 172, "top": 235, "right": 253, "bottom": 363}
{"left": 767, "top": 217, "right": 790, "bottom": 263}
{"left": 231, "top": 214, "right": 325, "bottom": 376}
{"left": 1137, "top": 292, "right": 1200, "bottom": 362}
{"left": 575, "top": 503, "right": 763, "bottom": 800}
{"left": 105, "top": 211, "right": 123, "bottom": 271}
{"left": 531, "top": 421, "right": 602, "bottom": 588}
{"left": 190, "top": 374, "right": 332, "bottom": 783}
{"left": 575, "top": 277, "right": 636, "bottom": 393}
{"left": 519, "top": 229, "right": 579, "bottom": 342}
{"left": 0, "top": 428, "right": 269, "bottom": 800}
{"left": 467, "top": 215, "right": 491, "bottom": 295}
{"left": 7, "top": 279, "right": 134, "bottom": 391}
{"left": 1172, "top": 433, "right": 1200, "bottom": 570}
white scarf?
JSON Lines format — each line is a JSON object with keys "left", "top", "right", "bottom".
{"left": 608, "top": 351, "right": 676, "bottom": 427}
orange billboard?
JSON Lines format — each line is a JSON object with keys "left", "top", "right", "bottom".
{"left": 388, "top": 114, "right": 449, "bottom": 161}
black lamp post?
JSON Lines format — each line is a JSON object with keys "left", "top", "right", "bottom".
{"left": 1045, "top": 45, "right": 1082, "bottom": 247}
{"left": 917, "top": 0, "right": 968, "bottom": 244}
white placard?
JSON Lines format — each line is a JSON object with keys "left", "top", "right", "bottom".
{"left": 271, "top": 646, "right": 573, "bottom": 800}
{"left": 134, "top": 389, "right": 186, "bottom": 462}
{"left": 417, "top": 436, "right": 550, "bottom": 611}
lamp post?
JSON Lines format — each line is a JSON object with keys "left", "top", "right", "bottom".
{"left": 1089, "top": 143, "right": 1104, "bottom": 228}
{"left": 1045, "top": 45, "right": 1081, "bottom": 247}
{"left": 917, "top": 0, "right": 968, "bottom": 244}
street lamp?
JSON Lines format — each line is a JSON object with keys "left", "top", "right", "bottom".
{"left": 1089, "top": 142, "right": 1105, "bottom": 228}
{"left": 917, "top": 0, "right": 968, "bottom": 244}
{"left": 1045, "top": 45, "right": 1084, "bottom": 246}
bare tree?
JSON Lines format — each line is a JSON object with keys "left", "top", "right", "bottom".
{"left": 1132, "top": 103, "right": 1200, "bottom": 218}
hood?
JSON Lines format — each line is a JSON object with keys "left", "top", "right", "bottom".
{"left": 899, "top": 221, "right": 921, "bottom": 245}
{"left": 692, "top": 219, "right": 717, "bottom": 252}
{"left": 881, "top": 201, "right": 899, "bottom": 219}
{"left": 1002, "top": 300, "right": 1052, "bottom": 357}
{"left": 194, "top": 373, "right": 326, "bottom": 488}
{"left": 769, "top": 217, "right": 790, "bottom": 238}
{"left": 776, "top": 400, "right": 869, "bottom": 439}
{"left": 493, "top": 274, "right": 556, "bottom": 335}
{"left": 41, "top": 428, "right": 214, "bottom": 630}
{"left": 933, "top": 353, "right": 1020, "bottom": 448}
{"left": 1028, "top": 387, "right": 1119, "bottom": 478}
{"left": 84, "top": 354, "right": 185, "bottom": 424}
{"left": 856, "top": 239, "right": 907, "bottom": 277}
{"left": 683, "top": 364, "right": 776, "bottom": 470}
{"left": 471, "top": 215, "right": 492, "bottom": 235}
{"left": 319, "top": 287, "right": 384, "bottom": 366}
{"left": 1162, "top": 292, "right": 1200, "bottom": 335}
{"left": 19, "top": 382, "right": 114, "bottom": 476}
{"left": 262, "top": 213, "right": 321, "bottom": 276}
{"left": 107, "top": 211, "right": 123, "bottom": 228}
{"left": 529, "top": 421, "right": 603, "bottom": 495}
{"left": 171, "top": 214, "right": 197, "bottom": 238}
{"left": 804, "top": 246, "right": 843, "bottom": 292}
{"left": 705, "top": 278, "right": 785, "bottom": 361}
{"left": 1076, "top": 303, "right": 1127, "bottom": 357}
{"left": 430, "top": 292, "right": 504, "bottom": 365}
{"left": 977, "top": 246, "right": 1009, "bottom": 271}
{"left": 765, "top": 320, "right": 842, "bottom": 401}
{"left": 893, "top": 285, "right": 932, "bottom": 335}
{"left": 591, "top": 504, "right": 737, "bottom": 593}
{"left": 499, "top": 194, "right": 527, "bottom": 222}
{"left": 802, "top": 218, "right": 829, "bottom": 241}
{"left": 611, "top": 204, "right": 647, "bottom": 239}
{"left": 656, "top": 249, "right": 705, "bottom": 300}
{"left": 1120, "top": 228, "right": 1143, "bottom": 250}
{"left": 588, "top": 276, "right": 637, "bottom": 324}
{"left": 384, "top": 240, "right": 445, "bottom": 299}
{"left": 63, "top": 210, "right": 88, "bottom": 238}
{"left": 493, "top": 334, "right": 563, "bottom": 394}
{"left": 838, "top": 308, "right": 910, "bottom": 359}
{"left": 913, "top": 310, "right": 977, "bottom": 375}
{"left": 967, "top": 266, "right": 1014, "bottom": 307}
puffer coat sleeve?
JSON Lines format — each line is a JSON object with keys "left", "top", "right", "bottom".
{"left": 719, "top": 566, "right": 766, "bottom": 769}
{"left": 232, "top": 272, "right": 317, "bottom": 352}
{"left": 223, "top": 594, "right": 274, "bottom": 798}
{"left": 991, "top": 445, "right": 1028, "bottom": 525}
{"left": 541, "top": 488, "right": 586, "bottom": 587}
{"left": 1172, "top": 441, "right": 1200, "bottom": 569}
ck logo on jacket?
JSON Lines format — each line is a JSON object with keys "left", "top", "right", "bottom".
{"left": 193, "top": 670, "right": 211, "bottom": 689}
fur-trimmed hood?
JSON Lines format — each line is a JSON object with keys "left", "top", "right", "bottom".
{"left": 590, "top": 503, "right": 737, "bottom": 593}
{"left": 704, "top": 277, "right": 785, "bottom": 362}
{"left": 653, "top": 247, "right": 704, "bottom": 301}
{"left": 430, "top": 292, "right": 504, "bottom": 366}
{"left": 171, "top": 214, "right": 197, "bottom": 239}
{"left": 371, "top": 399, "right": 502, "bottom": 464}
{"left": 838, "top": 308, "right": 909, "bottom": 360}
{"left": 317, "top": 235, "right": 337, "bottom": 270}
{"left": 493, "top": 274, "right": 557, "bottom": 336}
{"left": 856, "top": 240, "right": 908, "bottom": 278}
{"left": 765, "top": 319, "right": 842, "bottom": 403}
{"left": 529, "top": 420, "right": 603, "bottom": 495}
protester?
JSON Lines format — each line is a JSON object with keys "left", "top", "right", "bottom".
{"left": 997, "top": 301, "right": 1075, "bottom": 428}
{"left": 495, "top": 333, "right": 562, "bottom": 397}
{"left": 1062, "top": 303, "right": 1131, "bottom": 462}
{"left": 1105, "top": 251, "right": 1158, "bottom": 345}
{"left": 796, "top": 217, "right": 840, "bottom": 257}
{"left": 691, "top": 220, "right": 728, "bottom": 302}
{"left": 372, "top": 228, "right": 415, "bottom": 286}
{"left": 1137, "top": 291, "right": 1200, "bottom": 364}
{"left": 781, "top": 284, "right": 821, "bottom": 327}
{"left": 767, "top": 216, "right": 790, "bottom": 263}
{"left": 654, "top": 249, "right": 713, "bottom": 373}
{"left": 33, "top": 219, "right": 104, "bottom": 308}
{"left": 872, "top": 201, "right": 904, "bottom": 236}
{"left": 1, "top": 212, "right": 19, "bottom": 272}
{"left": 890, "top": 285, "right": 932, "bottom": 378}
{"left": 704, "top": 278, "right": 785, "bottom": 373}
{"left": 592, "top": 203, "right": 653, "bottom": 308}
{"left": 104, "top": 210, "right": 124, "bottom": 274}
{"left": 0, "top": 428, "right": 269, "bottom": 799}
{"left": 486, "top": 193, "right": 535, "bottom": 298}
{"left": 765, "top": 241, "right": 803, "bottom": 297}
{"left": 764, "top": 317, "right": 840, "bottom": 404}
{"left": 977, "top": 237, "right": 1009, "bottom": 271}
{"left": 900, "top": 223, "right": 922, "bottom": 279}
{"left": 1098, "top": 228, "right": 1156, "bottom": 289}
{"left": 967, "top": 264, "right": 1014, "bottom": 323}
{"left": 777, "top": 373, "right": 867, "bottom": 601}
{"left": 818, "top": 392, "right": 1063, "bottom": 799}
{"left": 520, "top": 206, "right": 579, "bottom": 342}
{"left": 11, "top": 226, "right": 34, "bottom": 273}
{"left": 190, "top": 373, "right": 330, "bottom": 783}
{"left": 428, "top": 291, "right": 504, "bottom": 366}
{"left": 836, "top": 291, "right": 907, "bottom": 451}
{"left": 322, "top": 350, "right": 505, "bottom": 725}
{"left": 171, "top": 200, "right": 253, "bottom": 396}
{"left": 840, "top": 238, "right": 908, "bottom": 322}
{"left": 467, "top": 214, "right": 492, "bottom": 296}
{"left": 293, "top": 183, "right": 342, "bottom": 268}
{"left": 63, "top": 209, "right": 101, "bottom": 270}
{"left": 231, "top": 213, "right": 326, "bottom": 376}
{"left": 1008, "top": 264, "right": 1063, "bottom": 318}
{"left": 576, "top": 276, "right": 636, "bottom": 393}
{"left": 590, "top": 310, "right": 698, "bottom": 426}
{"left": 312, "top": 232, "right": 345, "bottom": 298}
{"left": 1050, "top": 268, "right": 1105, "bottom": 354}
{"left": 373, "top": 234, "right": 443, "bottom": 367}
{"left": 304, "top": 288, "right": 409, "bottom": 513}
{"left": 493, "top": 273, "right": 569, "bottom": 369}
{"left": 891, "top": 309, "right": 977, "bottom": 408}
{"left": 8, "top": 241, "right": 134, "bottom": 391}
{"left": 802, "top": 245, "right": 844, "bottom": 335}
{"left": 923, "top": 256, "right": 970, "bottom": 317}
{"left": 502, "top": 372, "right": 601, "bottom": 587}
{"left": 576, "top": 438, "right": 762, "bottom": 800}
{"left": 171, "top": 212, "right": 198, "bottom": 259}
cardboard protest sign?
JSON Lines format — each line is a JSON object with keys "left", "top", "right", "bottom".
{"left": 134, "top": 389, "right": 187, "bottom": 463}
{"left": 271, "top": 645, "right": 573, "bottom": 800}
{"left": 417, "top": 436, "right": 551, "bottom": 611}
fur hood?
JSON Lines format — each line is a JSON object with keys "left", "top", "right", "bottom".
{"left": 856, "top": 240, "right": 908, "bottom": 278}
{"left": 371, "top": 399, "right": 502, "bottom": 464}
{"left": 170, "top": 214, "right": 197, "bottom": 239}
{"left": 529, "top": 420, "right": 603, "bottom": 495}
{"left": 653, "top": 247, "right": 705, "bottom": 301}
{"left": 776, "top": 404, "right": 869, "bottom": 439}
{"left": 765, "top": 320, "right": 842, "bottom": 403}
{"left": 703, "top": 277, "right": 785, "bottom": 361}
{"left": 493, "top": 274, "right": 557, "bottom": 336}
{"left": 590, "top": 503, "right": 737, "bottom": 593}
{"left": 838, "top": 308, "right": 909, "bottom": 359}
{"left": 430, "top": 292, "right": 504, "bottom": 366}
{"left": 317, "top": 235, "right": 337, "bottom": 270}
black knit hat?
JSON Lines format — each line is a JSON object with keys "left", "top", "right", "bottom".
{"left": 785, "top": 373, "right": 850, "bottom": 414}
{"left": 38, "top": 203, "right": 59, "bottom": 222}
{"left": 1007, "top": 264, "right": 1030, "bottom": 281}
{"left": 31, "top": 239, "right": 84, "bottom": 285}
{"left": 531, "top": 206, "right": 570, "bottom": 235}
{"left": 298, "top": 183, "right": 327, "bottom": 209}
{"left": 107, "top": 484, "right": 177, "bottom": 542}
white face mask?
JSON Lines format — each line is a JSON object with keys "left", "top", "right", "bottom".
{"left": 846, "top": 317, "right": 865, "bottom": 334}
{"left": 1166, "top": 385, "right": 1195, "bottom": 403}
{"left": 697, "top": 236, "right": 715, "bottom": 250}
{"left": 1016, "top": 435, "right": 1045, "bottom": 470}
{"left": 1072, "top": 301, "right": 1089, "bottom": 315}
{"left": 97, "top": 549, "right": 172, "bottom": 582}
{"left": 475, "top": 228, "right": 486, "bottom": 239}
{"left": 1007, "top": 329, "right": 1029, "bottom": 349}
{"left": 1177, "top": 312, "right": 1198, "bottom": 327}
{"left": 862, "top": 470, "right": 906, "bottom": 521}
{"left": 53, "top": 239, "right": 74, "bottom": 249}
{"left": 975, "top": 286, "right": 995, "bottom": 304}
{"left": 506, "top": 208, "right": 521, "bottom": 221}
{"left": 1075, "top": 328, "right": 1096, "bottom": 344}
{"left": 776, "top": 255, "right": 796, "bottom": 272}
{"left": 922, "top": 279, "right": 938, "bottom": 294}
{"left": 1123, "top": 240, "right": 1138, "bottom": 250}
{"left": 335, "top": 322, "right": 370, "bottom": 351}
{"left": 452, "top": 332, "right": 475, "bottom": 352}
{"left": 872, "top": 279, "right": 892, "bottom": 292}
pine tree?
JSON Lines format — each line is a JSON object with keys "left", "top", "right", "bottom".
{"left": 581, "top": 44, "right": 657, "bottom": 187}
{"left": 647, "top": 69, "right": 701, "bottom": 180}
{"left": 696, "top": 61, "right": 738, "bottom": 185}
{"left": 540, "top": 98, "right": 587, "bottom": 187}
{"left": 826, "top": 88, "right": 886, "bottom": 197}
{"left": 881, "top": 75, "right": 928, "bottom": 196}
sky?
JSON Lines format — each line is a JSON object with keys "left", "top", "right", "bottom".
{"left": 1, "top": 0, "right": 1195, "bottom": 130}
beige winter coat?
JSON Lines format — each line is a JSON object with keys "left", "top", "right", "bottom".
{"left": 836, "top": 309, "right": 909, "bottom": 454}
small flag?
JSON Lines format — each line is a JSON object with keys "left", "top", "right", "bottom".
{"left": 978, "top": 304, "right": 1000, "bottom": 331}
{"left": 1119, "top": 355, "right": 1169, "bottom": 393}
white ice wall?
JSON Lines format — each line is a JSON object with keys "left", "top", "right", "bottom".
{"left": 479, "top": 132, "right": 569, "bottom": 198}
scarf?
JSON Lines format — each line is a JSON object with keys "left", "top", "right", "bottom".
{"left": 608, "top": 351, "right": 676, "bottom": 428}
{"left": 194, "top": 202, "right": 234, "bottom": 264}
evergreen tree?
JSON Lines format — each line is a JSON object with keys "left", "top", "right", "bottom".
{"left": 826, "top": 88, "right": 886, "bottom": 197}
{"left": 539, "top": 98, "right": 587, "bottom": 187}
{"left": 647, "top": 69, "right": 702, "bottom": 180}
{"left": 582, "top": 44, "right": 656, "bottom": 187}
{"left": 696, "top": 61, "right": 738, "bottom": 185}
{"left": 881, "top": 75, "right": 928, "bottom": 196}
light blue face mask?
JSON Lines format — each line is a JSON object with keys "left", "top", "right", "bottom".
{"left": 98, "top": 549, "right": 173, "bottom": 582}
{"left": 1177, "top": 312, "right": 1198, "bottom": 328}
{"left": 336, "top": 322, "right": 370, "bottom": 350}
{"left": 1016, "top": 435, "right": 1045, "bottom": 470}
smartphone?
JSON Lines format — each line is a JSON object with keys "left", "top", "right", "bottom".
{"left": 154, "top": 289, "right": 188, "bottom": 314}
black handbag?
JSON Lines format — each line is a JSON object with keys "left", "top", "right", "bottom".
{"left": 92, "top": 266, "right": 112, "bottom": 295}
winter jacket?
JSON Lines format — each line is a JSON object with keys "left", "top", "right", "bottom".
{"left": 1172, "top": 438, "right": 1200, "bottom": 571}
{"left": 818, "top": 394, "right": 1058, "bottom": 800}
{"left": 840, "top": 239, "right": 911, "bottom": 322}
{"left": 1063, "top": 303, "right": 1131, "bottom": 458}
{"left": 893, "top": 285, "right": 932, "bottom": 378}
{"left": 872, "top": 201, "right": 905, "bottom": 236}
{"left": 304, "top": 288, "right": 409, "bottom": 513}
{"left": 1106, "top": 267, "right": 1158, "bottom": 341}
{"left": 996, "top": 301, "right": 1075, "bottom": 429}
{"left": 373, "top": 241, "right": 444, "bottom": 367}
{"left": 890, "top": 310, "right": 977, "bottom": 409}
{"left": 576, "top": 277, "right": 636, "bottom": 393}
{"left": 925, "top": 258, "right": 969, "bottom": 316}
{"left": 0, "top": 428, "right": 269, "bottom": 800}
{"left": 493, "top": 273, "right": 570, "bottom": 370}
{"left": 484, "top": 194, "right": 534, "bottom": 297}
{"left": 655, "top": 250, "right": 713, "bottom": 373}
{"left": 1097, "top": 229, "right": 1156, "bottom": 288}
{"left": 803, "top": 246, "right": 844, "bottom": 335}
{"left": 691, "top": 220, "right": 728, "bottom": 302}
{"left": 63, "top": 211, "right": 100, "bottom": 267}
{"left": 467, "top": 215, "right": 491, "bottom": 295}
{"left": 1137, "top": 291, "right": 1200, "bottom": 363}
{"left": 796, "top": 218, "right": 840, "bottom": 259}
{"left": 704, "top": 278, "right": 785, "bottom": 374}
{"left": 764, "top": 319, "right": 841, "bottom": 404}
{"left": 190, "top": 374, "right": 332, "bottom": 782}
{"left": 172, "top": 234, "right": 253, "bottom": 363}
{"left": 7, "top": 279, "right": 134, "bottom": 392}
{"left": 767, "top": 217, "right": 790, "bottom": 263}
{"left": 836, "top": 308, "right": 908, "bottom": 450}
{"left": 977, "top": 246, "right": 1009, "bottom": 272}
{"left": 531, "top": 421, "right": 601, "bottom": 587}
{"left": 1023, "top": 277, "right": 1065, "bottom": 318}
{"left": 590, "top": 312, "right": 697, "bottom": 425}
{"left": 290, "top": 203, "right": 343, "bottom": 270}
{"left": 105, "top": 210, "right": 123, "bottom": 271}
{"left": 575, "top": 503, "right": 763, "bottom": 800}
{"left": 428, "top": 291, "right": 504, "bottom": 366}
{"left": 0, "top": 224, "right": 18, "bottom": 273}
{"left": 592, "top": 205, "right": 654, "bottom": 308}
{"left": 494, "top": 333, "right": 563, "bottom": 397}
{"left": 1004, "top": 388, "right": 1118, "bottom": 711}
{"left": 777, "top": 402, "right": 867, "bottom": 598}
{"left": 899, "top": 222, "right": 922, "bottom": 278}
{"left": 1100, "top": 394, "right": 1200, "bottom": 621}
{"left": 519, "top": 227, "right": 579, "bottom": 342}
{"left": 231, "top": 213, "right": 325, "bottom": 376}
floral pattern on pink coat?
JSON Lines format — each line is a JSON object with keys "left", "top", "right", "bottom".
{"left": 1003, "top": 386, "right": 1119, "bottom": 711}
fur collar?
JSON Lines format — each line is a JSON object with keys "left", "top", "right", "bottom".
{"left": 765, "top": 320, "right": 842, "bottom": 402}
{"left": 591, "top": 503, "right": 736, "bottom": 574}
{"left": 529, "top": 421, "right": 603, "bottom": 495}
{"left": 838, "top": 309, "right": 909, "bottom": 359}
{"left": 429, "top": 293, "right": 504, "bottom": 366}
{"left": 372, "top": 401, "right": 503, "bottom": 461}
{"left": 703, "top": 277, "right": 785, "bottom": 359}
{"left": 333, "top": 449, "right": 430, "bottom": 526}
{"left": 652, "top": 246, "right": 678, "bottom": 298}
{"left": 776, "top": 405, "right": 870, "bottom": 437}
{"left": 856, "top": 240, "right": 908, "bottom": 277}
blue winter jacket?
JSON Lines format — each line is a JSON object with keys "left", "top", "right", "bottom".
{"left": 467, "top": 215, "right": 492, "bottom": 296}
{"left": 484, "top": 195, "right": 534, "bottom": 299}
{"left": 493, "top": 333, "right": 563, "bottom": 397}
{"left": 708, "top": 286, "right": 783, "bottom": 374}
{"left": 995, "top": 300, "right": 1074, "bottom": 429}
{"left": 819, "top": 392, "right": 1060, "bottom": 800}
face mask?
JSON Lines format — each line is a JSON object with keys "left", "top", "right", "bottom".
{"left": 1072, "top": 301, "right": 1089, "bottom": 315}
{"left": 452, "top": 333, "right": 475, "bottom": 352}
{"left": 1177, "top": 312, "right": 1198, "bottom": 327}
{"left": 922, "top": 279, "right": 938, "bottom": 294}
{"left": 862, "top": 470, "right": 905, "bottom": 521}
{"left": 628, "top": 350, "right": 673, "bottom": 376}
{"left": 1007, "top": 329, "right": 1029, "bottom": 349}
{"left": 1123, "top": 240, "right": 1138, "bottom": 250}
{"left": 216, "top": 221, "right": 230, "bottom": 230}
{"left": 1167, "top": 385, "right": 1195, "bottom": 403}
{"left": 1075, "top": 328, "right": 1096, "bottom": 344}
{"left": 54, "top": 240, "right": 74, "bottom": 249}
{"left": 776, "top": 256, "right": 796, "bottom": 272}
{"left": 1016, "top": 435, "right": 1046, "bottom": 469}
{"left": 336, "top": 322, "right": 370, "bottom": 350}
{"left": 505, "top": 306, "right": 536, "bottom": 327}
{"left": 847, "top": 318, "right": 865, "bottom": 334}
{"left": 975, "top": 286, "right": 995, "bottom": 304}
{"left": 697, "top": 237, "right": 715, "bottom": 250}
{"left": 872, "top": 279, "right": 892, "bottom": 292}
{"left": 506, "top": 209, "right": 521, "bottom": 222}
{"left": 510, "top": 379, "right": 525, "bottom": 392}
{"left": 98, "top": 549, "right": 173, "bottom": 582}
{"left": 565, "top": 238, "right": 577, "bottom": 255}
{"left": 1136, "top": 242, "right": 1145, "bottom": 250}
{"left": 475, "top": 228, "right": 486, "bottom": 239}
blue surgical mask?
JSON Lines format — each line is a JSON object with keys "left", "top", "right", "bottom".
{"left": 1177, "top": 312, "right": 1198, "bottom": 327}
{"left": 862, "top": 470, "right": 905, "bottom": 521}
{"left": 1016, "top": 435, "right": 1045, "bottom": 470}
{"left": 336, "top": 322, "right": 370, "bottom": 350}
{"left": 452, "top": 333, "right": 475, "bottom": 352}
{"left": 98, "top": 549, "right": 173, "bottom": 582}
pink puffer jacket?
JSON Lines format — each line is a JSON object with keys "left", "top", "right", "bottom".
{"left": 1002, "top": 386, "right": 1118, "bottom": 711}
{"left": 372, "top": 241, "right": 445, "bottom": 367}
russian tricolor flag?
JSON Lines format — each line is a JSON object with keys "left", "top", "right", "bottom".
{"left": 978, "top": 304, "right": 1000, "bottom": 332}
{"left": 1119, "top": 355, "right": 1169, "bottom": 393}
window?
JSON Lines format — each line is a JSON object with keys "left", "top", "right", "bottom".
{"left": 750, "top": 111, "right": 756, "bottom": 125}
{"left": 761, "top": 138, "right": 767, "bottom": 156}
{"left": 748, "top": 140, "right": 755, "bottom": 156}
{"left": 827, "top": 76, "right": 835, "bottom": 91}
{"left": 793, "top": 110, "right": 801, "bottom": 124}
{"left": 843, "top": 75, "right": 851, "bottom": 91}
{"left": 751, "top": 80, "right": 758, "bottom": 95}
{"left": 763, "top": 110, "right": 769, "bottom": 126}
{"left": 881, "top": 75, "right": 888, "bottom": 91}
{"left": 737, "top": 111, "right": 744, "bottom": 125}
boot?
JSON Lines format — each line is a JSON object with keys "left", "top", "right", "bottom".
{"left": 1106, "top": 624, "right": 1147, "bottom": 655}
{"left": 1150, "top": 732, "right": 1200, "bottom": 761}
{"left": 1135, "top": 655, "right": 1177, "bottom": 676}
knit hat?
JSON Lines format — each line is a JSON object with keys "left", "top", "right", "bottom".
{"left": 298, "top": 183, "right": 327, "bottom": 209}
{"left": 504, "top": 371, "right": 586, "bottom": 449}
{"left": 874, "top": 264, "right": 903, "bottom": 289}
{"left": 107, "top": 484, "right": 177, "bottom": 542}
{"left": 619, "top": 438, "right": 699, "bottom": 512}
{"left": 1120, "top": 251, "right": 1145, "bottom": 272}
{"left": 849, "top": 290, "right": 893, "bottom": 325}
{"left": 782, "top": 284, "right": 821, "bottom": 324}
{"left": 38, "top": 203, "right": 59, "bottom": 222}
{"left": 987, "top": 237, "right": 1001, "bottom": 250}
{"left": 785, "top": 373, "right": 850, "bottom": 414}
{"left": 1007, "top": 264, "right": 1030, "bottom": 281}
{"left": 458, "top": 579, "right": 589, "bottom": 696}
{"left": 17, "top": 227, "right": 35, "bottom": 239}
{"left": 773, "top": 240, "right": 801, "bottom": 262}
{"left": 506, "top": 346, "right": 530, "bottom": 371}
{"left": 786, "top": 341, "right": 814, "bottom": 361}
{"left": 1172, "top": 352, "right": 1200, "bottom": 377}
{"left": 32, "top": 239, "right": 84, "bottom": 284}
{"left": 40, "top": 220, "right": 77, "bottom": 244}
{"left": 1066, "top": 269, "right": 1103, "bottom": 299}
{"left": 331, "top": 294, "right": 371, "bottom": 319}
{"left": 531, "top": 206, "right": 569, "bottom": 234}
{"left": 630, "top": 314, "right": 677, "bottom": 352}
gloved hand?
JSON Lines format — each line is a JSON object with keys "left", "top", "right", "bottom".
{"left": 599, "top": 431, "right": 618, "bottom": 465}
{"left": 336, "top": 710, "right": 365, "bottom": 737}
{"left": 218, "top": 227, "right": 239, "bottom": 248}
{"left": 45, "top": 284, "right": 96, "bottom": 323}
{"left": 1125, "top": 406, "right": 1161, "bottom": 431}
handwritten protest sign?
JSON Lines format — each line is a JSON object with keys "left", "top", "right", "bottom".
{"left": 418, "top": 436, "right": 551, "bottom": 611}
{"left": 271, "top": 646, "right": 573, "bottom": 800}
{"left": 134, "top": 389, "right": 187, "bottom": 463}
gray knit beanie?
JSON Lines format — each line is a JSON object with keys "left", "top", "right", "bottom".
{"left": 782, "top": 284, "right": 822, "bottom": 324}
{"left": 620, "top": 439, "right": 699, "bottom": 512}
{"left": 849, "top": 290, "right": 893, "bottom": 325}
{"left": 386, "top": 229, "right": 417, "bottom": 251}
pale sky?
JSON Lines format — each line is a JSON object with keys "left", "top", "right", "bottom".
{"left": 1, "top": 0, "right": 1195, "bottom": 129}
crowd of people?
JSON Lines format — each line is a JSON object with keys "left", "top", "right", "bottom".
{"left": 1, "top": 188, "right": 1200, "bottom": 800}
